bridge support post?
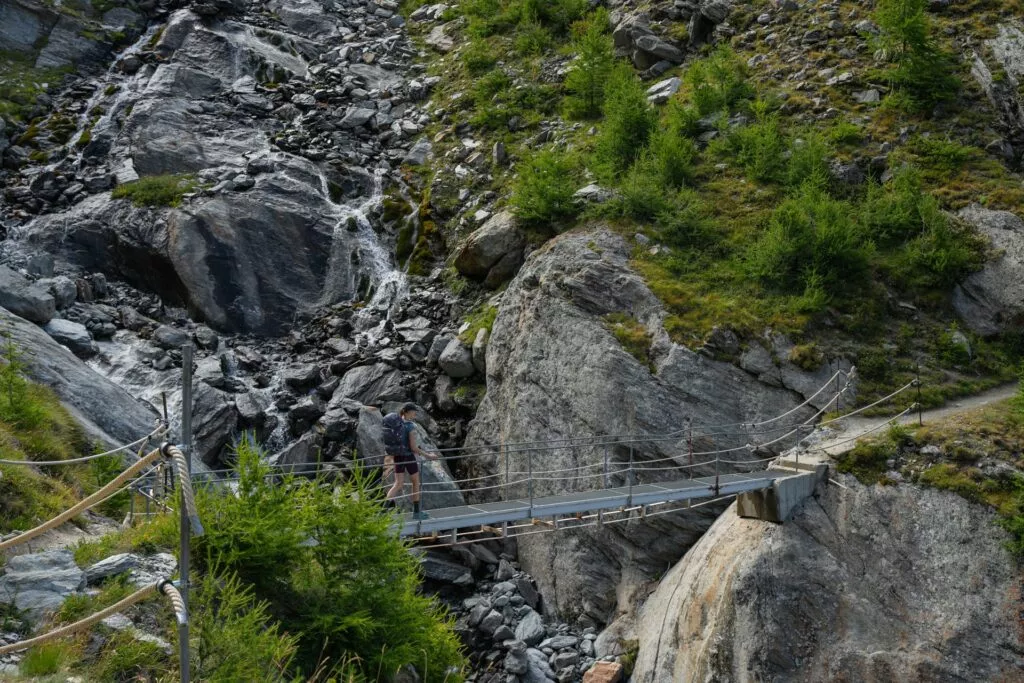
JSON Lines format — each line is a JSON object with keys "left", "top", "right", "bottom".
{"left": 603, "top": 444, "right": 609, "bottom": 488}
{"left": 627, "top": 448, "right": 633, "bottom": 506}
{"left": 502, "top": 442, "right": 508, "bottom": 501}
{"left": 597, "top": 510, "right": 603, "bottom": 528}
{"left": 528, "top": 451, "right": 534, "bottom": 516}
{"left": 714, "top": 456, "right": 720, "bottom": 497}
{"left": 687, "top": 418, "right": 693, "bottom": 479}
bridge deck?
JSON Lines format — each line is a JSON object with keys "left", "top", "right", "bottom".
{"left": 398, "top": 471, "right": 789, "bottom": 537}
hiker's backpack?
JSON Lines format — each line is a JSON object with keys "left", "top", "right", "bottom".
{"left": 382, "top": 412, "right": 406, "bottom": 455}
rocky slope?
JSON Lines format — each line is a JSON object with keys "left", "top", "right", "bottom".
{"left": 629, "top": 477, "right": 1024, "bottom": 682}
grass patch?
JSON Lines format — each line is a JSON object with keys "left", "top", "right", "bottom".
{"left": 459, "top": 304, "right": 498, "bottom": 344}
{"left": 20, "top": 641, "right": 75, "bottom": 677}
{"left": 111, "top": 174, "right": 199, "bottom": 208}
{"left": 604, "top": 313, "right": 653, "bottom": 368}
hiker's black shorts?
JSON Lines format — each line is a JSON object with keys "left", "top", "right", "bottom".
{"left": 393, "top": 452, "right": 419, "bottom": 476}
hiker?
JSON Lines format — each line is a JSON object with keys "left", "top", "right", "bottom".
{"left": 383, "top": 403, "right": 438, "bottom": 520}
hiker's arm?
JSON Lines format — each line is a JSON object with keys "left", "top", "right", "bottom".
{"left": 410, "top": 431, "right": 438, "bottom": 460}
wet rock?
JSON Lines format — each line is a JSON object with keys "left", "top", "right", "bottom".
{"left": 283, "top": 363, "right": 322, "bottom": 391}
{"left": 43, "top": 319, "right": 97, "bottom": 358}
{"left": 194, "top": 325, "right": 219, "bottom": 351}
{"left": 439, "top": 339, "right": 475, "bottom": 378}
{"left": 152, "top": 325, "right": 190, "bottom": 350}
{"left": 478, "top": 609, "right": 504, "bottom": 636}
{"left": 516, "top": 576, "right": 540, "bottom": 610}
{"left": 288, "top": 395, "right": 325, "bottom": 433}
{"left": 953, "top": 204, "right": 1024, "bottom": 336}
{"left": 38, "top": 275, "right": 77, "bottom": 310}
{"left": 504, "top": 640, "right": 529, "bottom": 674}
{"left": 275, "top": 431, "right": 322, "bottom": 471}
{"left": 0, "top": 549, "right": 84, "bottom": 624}
{"left": 419, "top": 551, "right": 473, "bottom": 584}
{"left": 0, "top": 265, "right": 55, "bottom": 323}
{"left": 337, "top": 363, "right": 405, "bottom": 404}
{"left": 191, "top": 383, "right": 238, "bottom": 467}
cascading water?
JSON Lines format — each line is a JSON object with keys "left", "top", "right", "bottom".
{"left": 318, "top": 166, "right": 409, "bottom": 345}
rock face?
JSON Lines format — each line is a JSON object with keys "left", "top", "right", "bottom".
{"left": 952, "top": 205, "right": 1024, "bottom": 336}
{"left": 21, "top": 5, "right": 413, "bottom": 335}
{"left": 0, "top": 306, "right": 160, "bottom": 447}
{"left": 0, "top": 549, "right": 84, "bottom": 623}
{"left": 631, "top": 481, "right": 1024, "bottom": 682}
{"left": 972, "top": 24, "right": 1024, "bottom": 154}
{"left": 464, "top": 229, "right": 823, "bottom": 624}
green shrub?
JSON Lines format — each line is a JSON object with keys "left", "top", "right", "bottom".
{"left": 617, "top": 154, "right": 674, "bottom": 222}
{"left": 595, "top": 64, "right": 657, "bottom": 174}
{"left": 837, "top": 439, "right": 895, "bottom": 483}
{"left": 513, "top": 18, "right": 552, "bottom": 55}
{"left": 649, "top": 128, "right": 698, "bottom": 189}
{"left": 829, "top": 121, "right": 863, "bottom": 145}
{"left": 727, "top": 102, "right": 786, "bottom": 183}
{"left": 111, "top": 174, "right": 198, "bottom": 208}
{"left": 190, "top": 571, "right": 298, "bottom": 681}
{"left": 909, "top": 136, "right": 979, "bottom": 173}
{"left": 510, "top": 148, "right": 580, "bottom": 228}
{"left": 747, "top": 185, "right": 871, "bottom": 298}
{"left": 194, "top": 440, "right": 465, "bottom": 680}
{"left": 663, "top": 99, "right": 703, "bottom": 139}
{"left": 656, "top": 190, "right": 713, "bottom": 249}
{"left": 786, "top": 130, "right": 831, "bottom": 190}
{"left": 683, "top": 44, "right": 754, "bottom": 116}
{"left": 861, "top": 166, "right": 929, "bottom": 246}
{"left": 874, "top": 0, "right": 959, "bottom": 110}
{"left": 897, "top": 204, "right": 985, "bottom": 288}
{"left": 563, "top": 9, "right": 615, "bottom": 119}
{"left": 460, "top": 39, "right": 499, "bottom": 75}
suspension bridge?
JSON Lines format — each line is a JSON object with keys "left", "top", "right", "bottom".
{"left": 0, "top": 350, "right": 921, "bottom": 681}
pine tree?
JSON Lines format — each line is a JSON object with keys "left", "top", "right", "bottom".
{"left": 874, "top": 0, "right": 959, "bottom": 111}
{"left": 563, "top": 9, "right": 615, "bottom": 119}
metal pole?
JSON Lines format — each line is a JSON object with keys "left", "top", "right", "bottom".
{"left": 627, "top": 447, "right": 633, "bottom": 506}
{"left": 834, "top": 360, "right": 840, "bottom": 413}
{"left": 714, "top": 456, "right": 720, "bottom": 496}
{"left": 527, "top": 450, "right": 533, "bottom": 516}
{"left": 687, "top": 418, "right": 693, "bottom": 479}
{"left": 502, "top": 442, "right": 508, "bottom": 502}
{"left": 179, "top": 344, "right": 193, "bottom": 683}
{"left": 603, "top": 443, "right": 609, "bottom": 488}
{"left": 916, "top": 364, "right": 922, "bottom": 426}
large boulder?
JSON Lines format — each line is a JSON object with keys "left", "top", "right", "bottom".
{"left": 43, "top": 318, "right": 98, "bottom": 358}
{"left": 453, "top": 211, "right": 527, "bottom": 287}
{"left": 0, "top": 306, "right": 160, "bottom": 448}
{"left": 438, "top": 339, "right": 475, "bottom": 378}
{"left": 952, "top": 205, "right": 1024, "bottom": 336}
{"left": 464, "top": 229, "right": 822, "bottom": 624}
{"left": 0, "top": 549, "right": 84, "bottom": 624}
{"left": 191, "top": 383, "right": 238, "bottom": 466}
{"left": 631, "top": 483, "right": 1023, "bottom": 682}
{"left": 0, "top": 265, "right": 55, "bottom": 324}
{"left": 337, "top": 363, "right": 405, "bottom": 404}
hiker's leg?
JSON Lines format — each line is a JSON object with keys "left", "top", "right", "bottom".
{"left": 411, "top": 472, "right": 422, "bottom": 513}
{"left": 387, "top": 471, "right": 406, "bottom": 501}
{"left": 383, "top": 455, "right": 394, "bottom": 481}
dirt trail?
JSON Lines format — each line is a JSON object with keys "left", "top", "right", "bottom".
{"left": 814, "top": 382, "right": 1018, "bottom": 456}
